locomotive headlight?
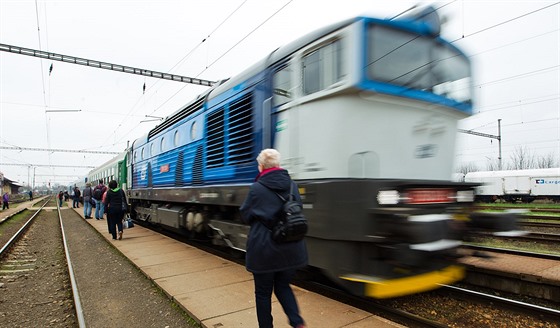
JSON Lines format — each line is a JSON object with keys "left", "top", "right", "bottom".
{"left": 456, "top": 190, "right": 475, "bottom": 202}
{"left": 377, "top": 190, "right": 400, "bottom": 205}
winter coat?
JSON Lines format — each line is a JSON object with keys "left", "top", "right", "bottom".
{"left": 103, "top": 188, "right": 126, "bottom": 213}
{"left": 240, "top": 168, "right": 308, "bottom": 273}
{"left": 82, "top": 187, "right": 93, "bottom": 202}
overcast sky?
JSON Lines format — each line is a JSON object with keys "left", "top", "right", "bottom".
{"left": 1, "top": 0, "right": 559, "bottom": 188}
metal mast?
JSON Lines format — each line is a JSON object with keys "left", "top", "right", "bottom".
{"left": 458, "top": 119, "right": 502, "bottom": 170}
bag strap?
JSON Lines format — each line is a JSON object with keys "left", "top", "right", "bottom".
{"left": 258, "top": 181, "right": 293, "bottom": 202}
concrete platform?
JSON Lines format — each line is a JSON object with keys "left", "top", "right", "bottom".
{"left": 459, "top": 251, "right": 560, "bottom": 301}
{"left": 72, "top": 208, "right": 404, "bottom": 328}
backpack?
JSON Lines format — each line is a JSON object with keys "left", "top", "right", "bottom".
{"left": 93, "top": 187, "right": 103, "bottom": 200}
{"left": 263, "top": 182, "right": 308, "bottom": 243}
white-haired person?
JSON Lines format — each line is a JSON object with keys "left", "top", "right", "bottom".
{"left": 240, "top": 148, "right": 307, "bottom": 328}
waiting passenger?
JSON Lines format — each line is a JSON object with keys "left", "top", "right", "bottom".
{"left": 104, "top": 180, "right": 126, "bottom": 240}
{"left": 240, "top": 149, "right": 307, "bottom": 328}
{"left": 73, "top": 186, "right": 81, "bottom": 208}
{"left": 2, "top": 192, "right": 9, "bottom": 210}
{"left": 93, "top": 179, "right": 107, "bottom": 220}
{"left": 82, "top": 182, "right": 93, "bottom": 219}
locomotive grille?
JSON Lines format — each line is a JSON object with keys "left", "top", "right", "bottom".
{"left": 228, "top": 93, "right": 253, "bottom": 165}
{"left": 206, "top": 93, "right": 254, "bottom": 168}
{"left": 207, "top": 108, "right": 225, "bottom": 168}
{"left": 175, "top": 151, "right": 184, "bottom": 186}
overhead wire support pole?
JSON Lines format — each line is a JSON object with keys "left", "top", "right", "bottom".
{"left": 0, "top": 146, "right": 120, "bottom": 155}
{"left": 0, "top": 43, "right": 217, "bottom": 87}
{"left": 458, "top": 119, "right": 502, "bottom": 170}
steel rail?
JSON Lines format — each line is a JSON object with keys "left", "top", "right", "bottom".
{"left": 0, "top": 198, "right": 50, "bottom": 257}
{"left": 462, "top": 244, "right": 560, "bottom": 260}
{"left": 440, "top": 284, "right": 560, "bottom": 319}
{"left": 57, "top": 201, "right": 87, "bottom": 327}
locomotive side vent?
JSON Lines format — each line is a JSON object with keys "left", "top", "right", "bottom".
{"left": 228, "top": 93, "right": 254, "bottom": 165}
{"left": 206, "top": 108, "right": 225, "bottom": 168}
{"left": 175, "top": 151, "right": 184, "bottom": 186}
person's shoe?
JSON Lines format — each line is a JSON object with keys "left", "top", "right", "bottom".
{"left": 118, "top": 231, "right": 123, "bottom": 240}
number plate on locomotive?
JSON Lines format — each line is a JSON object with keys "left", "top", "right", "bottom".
{"left": 406, "top": 188, "right": 454, "bottom": 204}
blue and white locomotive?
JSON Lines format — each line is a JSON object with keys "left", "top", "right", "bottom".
{"left": 126, "top": 8, "right": 494, "bottom": 298}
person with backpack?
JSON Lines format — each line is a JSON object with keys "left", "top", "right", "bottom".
{"left": 72, "top": 186, "right": 81, "bottom": 208}
{"left": 239, "top": 149, "right": 308, "bottom": 328}
{"left": 82, "top": 182, "right": 93, "bottom": 219}
{"left": 93, "top": 179, "right": 107, "bottom": 220}
{"left": 103, "top": 179, "right": 127, "bottom": 240}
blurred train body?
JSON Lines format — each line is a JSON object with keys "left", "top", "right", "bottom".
{"left": 87, "top": 152, "right": 128, "bottom": 190}
{"left": 88, "top": 7, "right": 498, "bottom": 299}
{"left": 465, "top": 168, "right": 560, "bottom": 202}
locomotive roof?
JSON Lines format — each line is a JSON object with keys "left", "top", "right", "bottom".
{"left": 208, "top": 17, "right": 358, "bottom": 100}
{"left": 87, "top": 151, "right": 126, "bottom": 175}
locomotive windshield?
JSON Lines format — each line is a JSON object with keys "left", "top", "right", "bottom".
{"left": 366, "top": 24, "right": 472, "bottom": 106}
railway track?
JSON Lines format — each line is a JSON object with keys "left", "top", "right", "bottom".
{"left": 1, "top": 200, "right": 198, "bottom": 327}
{"left": 140, "top": 220, "right": 560, "bottom": 327}
{"left": 438, "top": 284, "right": 560, "bottom": 321}
{"left": 472, "top": 205, "right": 560, "bottom": 214}
{"left": 0, "top": 198, "right": 81, "bottom": 327}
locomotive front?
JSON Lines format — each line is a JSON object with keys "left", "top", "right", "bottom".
{"left": 272, "top": 9, "right": 477, "bottom": 298}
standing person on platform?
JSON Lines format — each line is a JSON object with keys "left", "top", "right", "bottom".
{"left": 82, "top": 182, "right": 93, "bottom": 219}
{"left": 2, "top": 192, "right": 9, "bottom": 210}
{"left": 102, "top": 188, "right": 110, "bottom": 233}
{"left": 92, "top": 179, "right": 107, "bottom": 220}
{"left": 28, "top": 190, "right": 33, "bottom": 201}
{"left": 72, "top": 186, "right": 81, "bottom": 208}
{"left": 240, "top": 149, "right": 307, "bottom": 328}
{"left": 58, "top": 191, "right": 64, "bottom": 207}
{"left": 103, "top": 180, "right": 126, "bottom": 240}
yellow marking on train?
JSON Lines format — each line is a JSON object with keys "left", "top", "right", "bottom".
{"left": 340, "top": 265, "right": 465, "bottom": 299}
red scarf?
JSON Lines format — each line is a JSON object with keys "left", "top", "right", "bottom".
{"left": 255, "top": 167, "right": 282, "bottom": 181}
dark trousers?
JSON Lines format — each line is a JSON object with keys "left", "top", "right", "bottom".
{"left": 107, "top": 208, "right": 124, "bottom": 239}
{"left": 253, "top": 270, "right": 304, "bottom": 328}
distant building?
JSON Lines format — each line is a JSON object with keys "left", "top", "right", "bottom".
{"left": 1, "top": 175, "right": 23, "bottom": 195}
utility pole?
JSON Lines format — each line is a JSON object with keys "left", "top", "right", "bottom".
{"left": 458, "top": 119, "right": 502, "bottom": 170}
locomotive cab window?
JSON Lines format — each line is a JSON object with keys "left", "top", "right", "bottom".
{"left": 367, "top": 24, "right": 472, "bottom": 105}
{"left": 160, "top": 137, "right": 165, "bottom": 152}
{"left": 303, "top": 39, "right": 343, "bottom": 95}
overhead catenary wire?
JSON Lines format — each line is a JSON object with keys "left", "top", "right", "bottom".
{"left": 1, "top": 2, "right": 558, "bottom": 181}
{"left": 100, "top": 0, "right": 250, "bottom": 151}
{"left": 111, "top": 0, "right": 295, "bottom": 147}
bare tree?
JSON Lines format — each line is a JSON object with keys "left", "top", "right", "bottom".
{"left": 536, "top": 152, "right": 559, "bottom": 168}
{"left": 507, "top": 146, "right": 536, "bottom": 170}
{"left": 458, "top": 162, "right": 479, "bottom": 175}
{"left": 485, "top": 157, "right": 501, "bottom": 171}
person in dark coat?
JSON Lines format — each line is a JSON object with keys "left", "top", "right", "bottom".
{"left": 82, "top": 182, "right": 93, "bottom": 219}
{"left": 72, "top": 186, "right": 81, "bottom": 208}
{"left": 240, "top": 148, "right": 307, "bottom": 328}
{"left": 103, "top": 180, "right": 126, "bottom": 240}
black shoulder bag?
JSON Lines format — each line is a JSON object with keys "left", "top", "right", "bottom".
{"left": 260, "top": 182, "right": 308, "bottom": 243}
